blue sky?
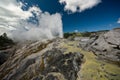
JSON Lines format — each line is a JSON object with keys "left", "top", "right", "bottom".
{"left": 20, "top": 0, "right": 120, "bottom": 32}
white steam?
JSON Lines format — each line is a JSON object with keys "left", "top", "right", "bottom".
{"left": 0, "top": 0, "right": 63, "bottom": 41}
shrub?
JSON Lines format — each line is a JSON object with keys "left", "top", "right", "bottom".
{"left": 0, "top": 33, "right": 14, "bottom": 50}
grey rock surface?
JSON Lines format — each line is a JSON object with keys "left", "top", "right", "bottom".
{"left": 82, "top": 28, "right": 120, "bottom": 62}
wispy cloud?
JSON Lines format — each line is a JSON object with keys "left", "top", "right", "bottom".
{"left": 59, "top": 0, "right": 101, "bottom": 13}
{"left": 117, "top": 18, "right": 120, "bottom": 24}
{"left": 74, "top": 30, "right": 78, "bottom": 33}
{"left": 0, "top": 0, "right": 63, "bottom": 41}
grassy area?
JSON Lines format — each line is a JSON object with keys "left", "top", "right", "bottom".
{"left": 59, "top": 40, "right": 120, "bottom": 80}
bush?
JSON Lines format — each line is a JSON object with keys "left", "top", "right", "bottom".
{"left": 81, "top": 32, "right": 91, "bottom": 37}
{"left": 64, "top": 32, "right": 82, "bottom": 38}
{"left": 0, "top": 33, "right": 14, "bottom": 50}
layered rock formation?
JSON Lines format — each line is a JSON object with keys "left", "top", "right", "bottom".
{"left": 82, "top": 28, "right": 120, "bottom": 63}
{"left": 0, "top": 39, "right": 83, "bottom": 80}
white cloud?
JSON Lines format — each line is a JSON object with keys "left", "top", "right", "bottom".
{"left": 59, "top": 0, "right": 101, "bottom": 13}
{"left": 117, "top": 18, "right": 120, "bottom": 24}
{"left": 74, "top": 30, "right": 78, "bottom": 33}
{"left": 0, "top": 0, "right": 41, "bottom": 31}
{"left": 0, "top": 0, "right": 63, "bottom": 41}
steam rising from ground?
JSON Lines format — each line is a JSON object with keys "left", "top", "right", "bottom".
{"left": 0, "top": 0, "right": 63, "bottom": 41}
{"left": 9, "top": 12, "right": 63, "bottom": 41}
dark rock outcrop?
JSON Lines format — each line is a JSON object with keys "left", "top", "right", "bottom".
{"left": 40, "top": 49, "right": 84, "bottom": 80}
{"left": 0, "top": 48, "right": 15, "bottom": 65}
{"left": 82, "top": 28, "right": 120, "bottom": 63}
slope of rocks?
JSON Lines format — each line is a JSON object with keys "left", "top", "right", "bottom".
{"left": 82, "top": 28, "right": 120, "bottom": 63}
{"left": 0, "top": 39, "right": 84, "bottom": 80}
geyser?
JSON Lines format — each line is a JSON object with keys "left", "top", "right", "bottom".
{"left": 0, "top": 0, "right": 63, "bottom": 41}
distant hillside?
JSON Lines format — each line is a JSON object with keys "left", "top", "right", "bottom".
{"left": 64, "top": 30, "right": 109, "bottom": 39}
{"left": 64, "top": 32, "right": 82, "bottom": 38}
